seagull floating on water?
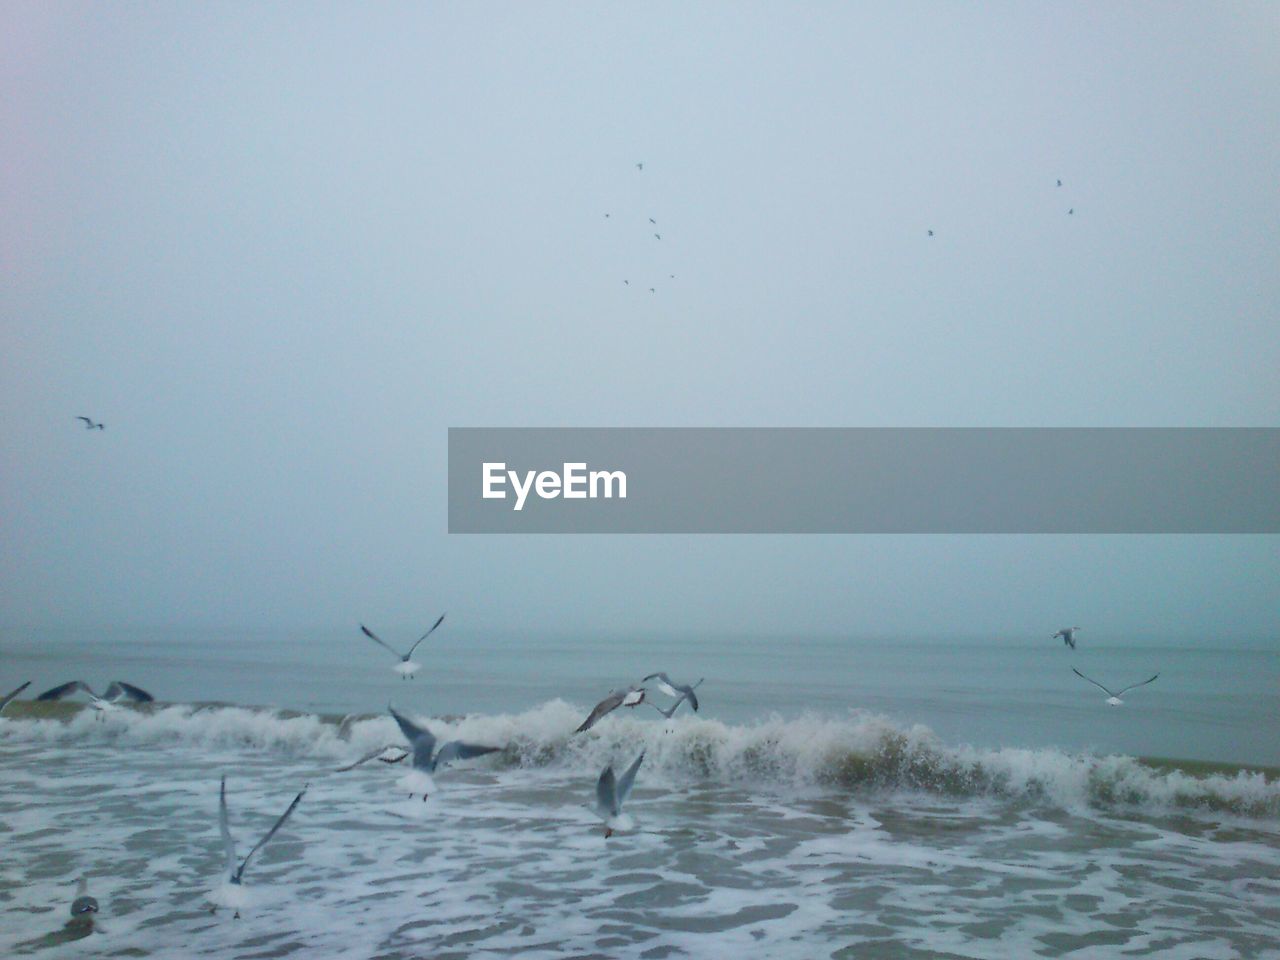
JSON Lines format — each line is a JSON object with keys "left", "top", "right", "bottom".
{"left": 75, "top": 417, "right": 104, "bottom": 430}
{"left": 372, "top": 705, "right": 502, "bottom": 799}
{"left": 1052, "top": 627, "right": 1081, "bottom": 650}
{"left": 1072, "top": 667, "right": 1159, "bottom": 706}
{"left": 37, "top": 681, "right": 153, "bottom": 716}
{"left": 575, "top": 687, "right": 646, "bottom": 733}
{"left": 212, "top": 775, "right": 306, "bottom": 918}
{"left": 69, "top": 878, "right": 98, "bottom": 927}
{"left": 360, "top": 615, "right": 445, "bottom": 678}
{"left": 594, "top": 752, "right": 644, "bottom": 837}
{"left": 1, "top": 681, "right": 31, "bottom": 716}
{"left": 642, "top": 672, "right": 703, "bottom": 717}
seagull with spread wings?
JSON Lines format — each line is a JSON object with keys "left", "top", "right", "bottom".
{"left": 75, "top": 416, "right": 104, "bottom": 430}
{"left": 1072, "top": 667, "right": 1159, "bottom": 706}
{"left": 575, "top": 686, "right": 646, "bottom": 734}
{"left": 211, "top": 776, "right": 307, "bottom": 918}
{"left": 594, "top": 752, "right": 645, "bottom": 837}
{"left": 354, "top": 705, "right": 502, "bottom": 800}
{"left": 37, "top": 681, "right": 153, "bottom": 717}
{"left": 359, "top": 614, "right": 445, "bottom": 678}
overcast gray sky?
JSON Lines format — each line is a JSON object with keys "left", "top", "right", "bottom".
{"left": 2, "top": 3, "right": 1277, "bottom": 637}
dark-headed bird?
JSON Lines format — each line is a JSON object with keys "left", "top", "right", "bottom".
{"left": 212, "top": 775, "right": 307, "bottom": 918}
{"left": 360, "top": 615, "right": 445, "bottom": 679}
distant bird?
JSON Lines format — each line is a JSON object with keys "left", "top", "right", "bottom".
{"left": 624, "top": 280, "right": 629, "bottom": 285}
{"left": 604, "top": 213, "right": 610, "bottom": 218}
{"left": 360, "top": 615, "right": 445, "bottom": 679}
{"left": 68, "top": 878, "right": 99, "bottom": 928}
{"left": 1, "top": 680, "right": 31, "bottom": 716}
{"left": 1068, "top": 208, "right": 1074, "bottom": 215}
{"left": 377, "top": 705, "right": 502, "bottom": 799}
{"left": 636, "top": 162, "right": 644, "bottom": 171}
{"left": 594, "top": 752, "right": 644, "bottom": 837}
{"left": 1072, "top": 668, "right": 1159, "bottom": 706}
{"left": 1052, "top": 627, "right": 1081, "bottom": 650}
{"left": 575, "top": 687, "right": 646, "bottom": 733}
{"left": 654, "top": 233, "right": 661, "bottom": 240}
{"left": 75, "top": 417, "right": 104, "bottom": 430}
{"left": 37, "top": 681, "right": 153, "bottom": 716}
{"left": 1056, "top": 179, "right": 1063, "bottom": 187}
{"left": 669, "top": 274, "right": 675, "bottom": 279}
{"left": 212, "top": 775, "right": 307, "bottom": 918}
{"left": 927, "top": 230, "right": 934, "bottom": 237}
{"left": 649, "top": 287, "right": 655, "bottom": 293}
{"left": 643, "top": 673, "right": 702, "bottom": 713}
{"left": 649, "top": 218, "right": 657, "bottom": 224}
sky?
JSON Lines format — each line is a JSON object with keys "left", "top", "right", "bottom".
{"left": 1, "top": 2, "right": 1277, "bottom": 638}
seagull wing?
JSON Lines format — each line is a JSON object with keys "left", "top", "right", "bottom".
{"left": 219, "top": 776, "right": 237, "bottom": 879}
{"left": 596, "top": 764, "right": 619, "bottom": 816}
{"left": 685, "top": 680, "right": 703, "bottom": 712}
{"left": 1072, "top": 668, "right": 1116, "bottom": 698}
{"left": 76, "top": 417, "right": 93, "bottom": 427}
{"left": 334, "top": 745, "right": 408, "bottom": 772}
{"left": 0, "top": 681, "right": 31, "bottom": 714}
{"left": 105, "top": 681, "right": 154, "bottom": 703}
{"left": 1115, "top": 674, "right": 1160, "bottom": 697}
{"left": 234, "top": 784, "right": 306, "bottom": 883}
{"left": 406, "top": 613, "right": 445, "bottom": 658}
{"left": 36, "top": 680, "right": 94, "bottom": 701}
{"left": 575, "top": 691, "right": 624, "bottom": 733}
{"left": 360, "top": 624, "right": 405, "bottom": 659}
{"left": 434, "top": 741, "right": 501, "bottom": 768}
{"left": 616, "top": 751, "right": 645, "bottom": 808}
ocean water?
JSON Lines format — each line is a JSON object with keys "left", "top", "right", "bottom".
{"left": 1, "top": 627, "right": 1278, "bottom": 958}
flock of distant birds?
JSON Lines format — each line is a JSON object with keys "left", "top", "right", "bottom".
{"left": 607, "top": 161, "right": 678, "bottom": 294}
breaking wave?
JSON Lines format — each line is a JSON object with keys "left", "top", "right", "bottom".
{"left": 3, "top": 699, "right": 1277, "bottom": 817}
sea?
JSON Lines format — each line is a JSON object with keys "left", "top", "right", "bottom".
{"left": 1, "top": 626, "right": 1277, "bottom": 959}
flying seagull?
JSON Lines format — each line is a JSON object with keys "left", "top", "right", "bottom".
{"left": 643, "top": 673, "right": 703, "bottom": 713}
{"left": 1057, "top": 179, "right": 1063, "bottom": 187}
{"left": 1068, "top": 208, "right": 1074, "bottom": 215}
{"left": 380, "top": 704, "right": 502, "bottom": 799}
{"left": 649, "top": 287, "right": 655, "bottom": 293}
{"left": 37, "top": 681, "right": 153, "bottom": 716}
{"left": 69, "top": 878, "right": 99, "bottom": 927}
{"left": 360, "top": 615, "right": 445, "bottom": 678}
{"left": 654, "top": 233, "right": 661, "bottom": 240}
{"left": 575, "top": 687, "right": 646, "bottom": 733}
{"left": 75, "top": 417, "right": 104, "bottom": 430}
{"left": 212, "top": 776, "right": 307, "bottom": 918}
{"left": 1072, "top": 667, "right": 1159, "bottom": 706}
{"left": 1052, "top": 627, "right": 1081, "bottom": 650}
{"left": 1, "top": 680, "right": 31, "bottom": 716}
{"left": 927, "top": 230, "right": 934, "bottom": 237}
{"left": 649, "top": 218, "right": 657, "bottom": 224}
{"left": 594, "top": 752, "right": 644, "bottom": 837}
{"left": 636, "top": 162, "right": 644, "bottom": 171}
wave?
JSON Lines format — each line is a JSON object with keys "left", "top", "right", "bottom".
{"left": 3, "top": 699, "right": 1277, "bottom": 817}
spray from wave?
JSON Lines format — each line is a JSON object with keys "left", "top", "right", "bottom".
{"left": 3, "top": 699, "right": 1277, "bottom": 817}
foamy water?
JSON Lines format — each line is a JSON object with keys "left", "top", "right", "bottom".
{"left": 2, "top": 702, "right": 1278, "bottom": 958}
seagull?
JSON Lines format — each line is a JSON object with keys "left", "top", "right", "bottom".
{"left": 649, "top": 218, "right": 657, "bottom": 224}
{"left": 1057, "top": 179, "right": 1063, "bottom": 187}
{"left": 360, "top": 614, "right": 445, "bottom": 678}
{"left": 380, "top": 704, "right": 502, "bottom": 799}
{"left": 927, "top": 230, "right": 934, "bottom": 237}
{"left": 649, "top": 287, "right": 655, "bottom": 293}
{"left": 37, "top": 681, "right": 154, "bottom": 716}
{"left": 575, "top": 687, "right": 646, "bottom": 733}
{"left": 654, "top": 233, "right": 661, "bottom": 240}
{"left": 604, "top": 213, "right": 610, "bottom": 218}
{"left": 69, "top": 878, "right": 98, "bottom": 926}
{"left": 1072, "top": 667, "right": 1159, "bottom": 706}
{"left": 1052, "top": 627, "right": 1081, "bottom": 650}
{"left": 212, "top": 776, "right": 306, "bottom": 918}
{"left": 1068, "top": 208, "right": 1074, "bottom": 215}
{"left": 642, "top": 673, "right": 703, "bottom": 713}
{"left": 75, "top": 416, "right": 104, "bottom": 430}
{"left": 1, "top": 680, "right": 31, "bottom": 716}
{"left": 624, "top": 280, "right": 629, "bottom": 285}
{"left": 594, "top": 752, "right": 644, "bottom": 837}
{"left": 636, "top": 162, "right": 644, "bottom": 171}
